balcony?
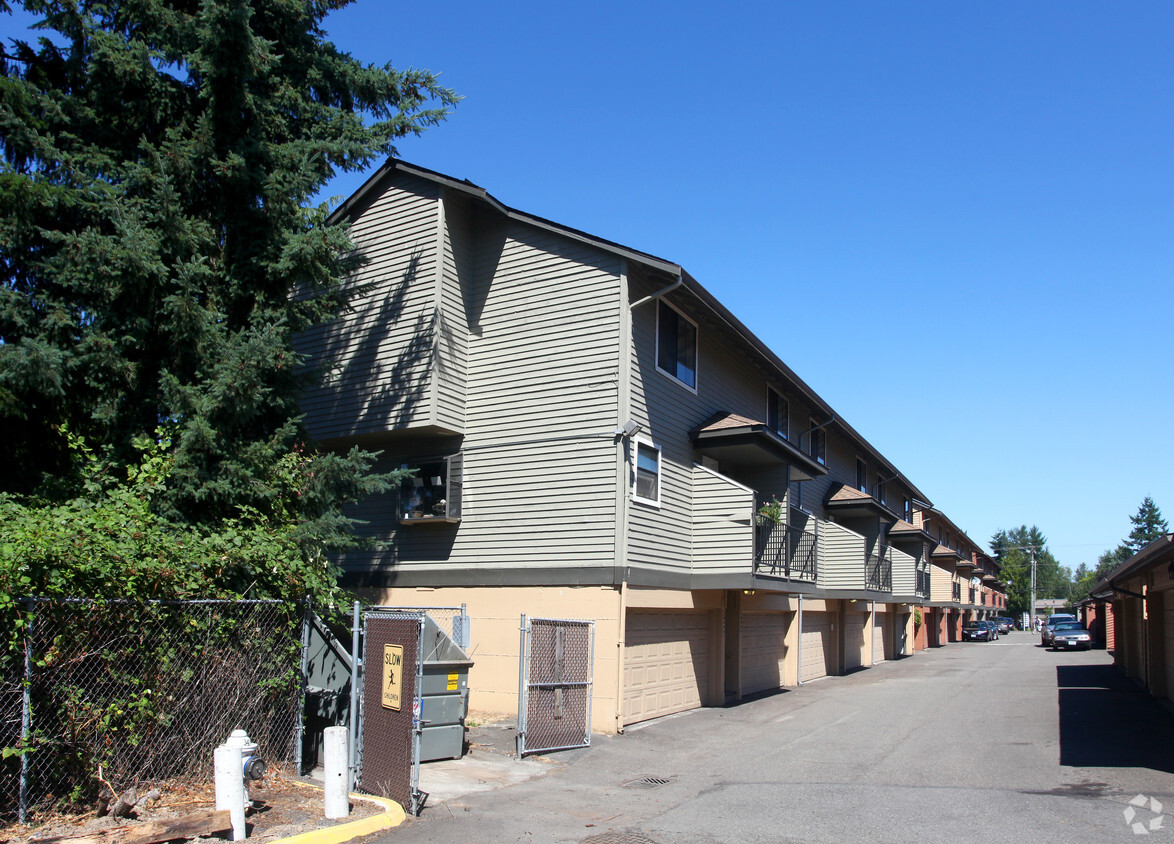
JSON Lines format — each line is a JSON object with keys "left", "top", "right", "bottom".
{"left": 866, "top": 544, "right": 893, "bottom": 592}
{"left": 952, "top": 583, "right": 962, "bottom": 602}
{"left": 916, "top": 568, "right": 931, "bottom": 599}
{"left": 755, "top": 515, "right": 818, "bottom": 581}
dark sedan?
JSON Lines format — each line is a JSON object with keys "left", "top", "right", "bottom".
{"left": 962, "top": 621, "right": 994, "bottom": 641}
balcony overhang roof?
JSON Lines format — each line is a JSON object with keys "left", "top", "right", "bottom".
{"left": 690, "top": 413, "right": 828, "bottom": 481}
{"left": 888, "top": 518, "right": 932, "bottom": 545}
{"left": 825, "top": 484, "right": 899, "bottom": 523}
{"left": 981, "top": 573, "right": 997, "bottom": 583}
{"left": 931, "top": 544, "right": 975, "bottom": 567}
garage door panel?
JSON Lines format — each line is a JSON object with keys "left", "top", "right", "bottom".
{"left": 624, "top": 611, "right": 709, "bottom": 725}
{"left": 741, "top": 612, "right": 792, "bottom": 694}
{"left": 801, "top": 611, "right": 832, "bottom": 682}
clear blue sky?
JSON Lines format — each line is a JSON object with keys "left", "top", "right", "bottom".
{"left": 318, "top": 1, "right": 1173, "bottom": 569}
{"left": 6, "top": 2, "right": 1171, "bottom": 569}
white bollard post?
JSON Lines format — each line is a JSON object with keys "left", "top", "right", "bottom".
{"left": 214, "top": 743, "right": 247, "bottom": 841}
{"left": 324, "top": 726, "right": 350, "bottom": 820}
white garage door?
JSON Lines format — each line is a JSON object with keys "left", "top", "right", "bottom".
{"left": 844, "top": 613, "right": 866, "bottom": 671}
{"left": 801, "top": 611, "right": 833, "bottom": 682}
{"left": 741, "top": 612, "right": 793, "bottom": 694}
{"left": 624, "top": 611, "right": 709, "bottom": 725}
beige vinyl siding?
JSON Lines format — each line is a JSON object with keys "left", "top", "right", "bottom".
{"left": 299, "top": 173, "right": 442, "bottom": 441}
{"left": 890, "top": 547, "right": 918, "bottom": 595}
{"left": 929, "top": 563, "right": 954, "bottom": 602}
{"left": 691, "top": 465, "right": 754, "bottom": 575}
{"left": 818, "top": 520, "right": 866, "bottom": 590}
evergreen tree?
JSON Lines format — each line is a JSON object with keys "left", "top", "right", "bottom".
{"left": 0, "top": 1, "right": 457, "bottom": 550}
{"left": 990, "top": 525, "right": 1066, "bottom": 615}
{"left": 1124, "top": 496, "right": 1169, "bottom": 555}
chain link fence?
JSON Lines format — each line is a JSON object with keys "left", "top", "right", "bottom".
{"left": 0, "top": 599, "right": 304, "bottom": 824}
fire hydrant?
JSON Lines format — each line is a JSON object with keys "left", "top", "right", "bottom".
{"left": 215, "top": 729, "right": 266, "bottom": 841}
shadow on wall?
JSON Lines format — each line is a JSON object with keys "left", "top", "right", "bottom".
{"left": 1056, "top": 663, "right": 1174, "bottom": 773}
{"left": 301, "top": 248, "right": 432, "bottom": 437}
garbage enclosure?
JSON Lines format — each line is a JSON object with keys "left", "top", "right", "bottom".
{"left": 418, "top": 614, "right": 473, "bottom": 762}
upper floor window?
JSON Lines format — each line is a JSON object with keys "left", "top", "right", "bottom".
{"left": 856, "top": 458, "right": 868, "bottom": 493}
{"left": 767, "top": 388, "right": 788, "bottom": 439}
{"left": 809, "top": 418, "right": 826, "bottom": 465}
{"left": 633, "top": 437, "right": 662, "bottom": 507}
{"left": 876, "top": 475, "right": 886, "bottom": 505}
{"left": 656, "top": 300, "right": 697, "bottom": 391}
{"left": 904, "top": 498, "right": 912, "bottom": 522}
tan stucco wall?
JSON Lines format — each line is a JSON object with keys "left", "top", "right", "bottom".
{"left": 361, "top": 584, "right": 623, "bottom": 734}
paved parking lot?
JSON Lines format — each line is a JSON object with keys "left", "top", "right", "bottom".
{"left": 379, "top": 633, "right": 1174, "bottom": 843}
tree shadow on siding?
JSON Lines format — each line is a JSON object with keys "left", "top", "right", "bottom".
{"left": 1056, "top": 663, "right": 1174, "bottom": 773}
{"left": 301, "top": 248, "right": 432, "bottom": 438}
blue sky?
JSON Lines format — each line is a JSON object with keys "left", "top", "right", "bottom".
{"left": 6, "top": 2, "right": 1172, "bottom": 569}
{"left": 320, "top": 1, "right": 1174, "bottom": 568}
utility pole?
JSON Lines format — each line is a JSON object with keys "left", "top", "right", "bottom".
{"left": 995, "top": 543, "right": 1040, "bottom": 628}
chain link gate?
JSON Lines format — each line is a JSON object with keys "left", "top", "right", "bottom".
{"left": 358, "top": 610, "right": 424, "bottom": 815}
{"left": 516, "top": 615, "right": 594, "bottom": 757}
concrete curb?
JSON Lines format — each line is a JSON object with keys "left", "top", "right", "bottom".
{"left": 270, "top": 781, "right": 406, "bottom": 844}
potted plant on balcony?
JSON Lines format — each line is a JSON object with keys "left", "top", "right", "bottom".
{"left": 756, "top": 497, "right": 784, "bottom": 526}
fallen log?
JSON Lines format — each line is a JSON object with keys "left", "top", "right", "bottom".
{"left": 31, "top": 809, "right": 230, "bottom": 844}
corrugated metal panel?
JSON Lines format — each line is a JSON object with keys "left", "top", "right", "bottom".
{"left": 691, "top": 465, "right": 753, "bottom": 575}
{"left": 819, "top": 520, "right": 865, "bottom": 590}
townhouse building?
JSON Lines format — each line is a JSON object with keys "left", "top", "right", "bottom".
{"left": 1089, "top": 535, "right": 1174, "bottom": 702}
{"left": 298, "top": 160, "right": 1000, "bottom": 733}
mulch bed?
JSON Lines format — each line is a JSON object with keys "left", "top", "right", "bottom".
{"left": 8, "top": 768, "right": 385, "bottom": 843}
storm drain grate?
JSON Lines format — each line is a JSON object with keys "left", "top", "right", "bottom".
{"left": 623, "top": 775, "right": 676, "bottom": 789}
{"left": 582, "top": 832, "right": 661, "bottom": 844}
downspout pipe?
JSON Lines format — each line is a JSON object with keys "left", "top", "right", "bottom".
{"left": 629, "top": 274, "right": 683, "bottom": 310}
{"left": 796, "top": 594, "right": 804, "bottom": 686}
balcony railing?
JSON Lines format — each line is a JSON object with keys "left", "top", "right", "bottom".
{"left": 755, "top": 519, "right": 818, "bottom": 581}
{"left": 916, "top": 568, "right": 930, "bottom": 598}
{"left": 968, "top": 587, "right": 976, "bottom": 604}
{"left": 866, "top": 544, "right": 893, "bottom": 592}
{"left": 952, "top": 583, "right": 962, "bottom": 602}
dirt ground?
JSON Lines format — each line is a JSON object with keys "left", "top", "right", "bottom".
{"left": 10, "top": 768, "right": 384, "bottom": 843}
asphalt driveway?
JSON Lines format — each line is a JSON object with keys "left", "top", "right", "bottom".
{"left": 377, "top": 633, "right": 1174, "bottom": 843}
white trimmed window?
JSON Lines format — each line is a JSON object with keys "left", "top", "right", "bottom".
{"left": 632, "top": 437, "right": 662, "bottom": 507}
{"left": 656, "top": 300, "right": 697, "bottom": 391}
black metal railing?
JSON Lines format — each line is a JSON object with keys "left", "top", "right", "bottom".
{"left": 969, "top": 587, "right": 976, "bottom": 604}
{"left": 916, "top": 568, "right": 930, "bottom": 598}
{"left": 755, "top": 520, "right": 818, "bottom": 581}
{"left": 866, "top": 544, "right": 892, "bottom": 592}
{"left": 952, "top": 582, "right": 961, "bottom": 602}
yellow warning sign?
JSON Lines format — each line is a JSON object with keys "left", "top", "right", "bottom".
{"left": 446, "top": 673, "right": 459, "bottom": 691}
{"left": 382, "top": 644, "right": 404, "bottom": 711}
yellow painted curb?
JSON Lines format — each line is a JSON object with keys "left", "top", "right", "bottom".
{"left": 270, "top": 781, "right": 406, "bottom": 844}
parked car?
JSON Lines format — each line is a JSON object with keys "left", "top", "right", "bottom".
{"left": 963, "top": 620, "right": 994, "bottom": 641}
{"left": 982, "top": 619, "right": 1000, "bottom": 640}
{"left": 1041, "top": 614, "right": 1077, "bottom": 646}
{"left": 994, "top": 617, "right": 1013, "bottom": 634}
{"left": 1050, "top": 622, "right": 1092, "bottom": 650}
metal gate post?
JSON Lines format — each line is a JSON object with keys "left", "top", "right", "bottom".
{"left": 516, "top": 613, "right": 528, "bottom": 758}
{"left": 411, "top": 617, "right": 424, "bottom": 816}
{"left": 348, "top": 600, "right": 361, "bottom": 793}
{"left": 19, "top": 598, "right": 34, "bottom": 824}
